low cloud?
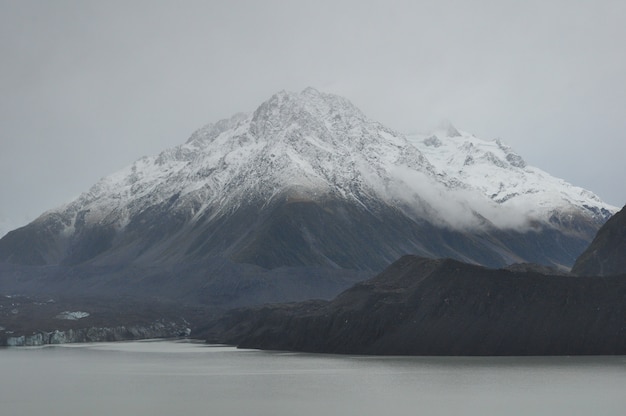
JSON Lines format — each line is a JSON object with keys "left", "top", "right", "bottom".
{"left": 386, "top": 166, "right": 540, "bottom": 231}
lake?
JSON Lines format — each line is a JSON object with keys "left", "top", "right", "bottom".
{"left": 1, "top": 340, "right": 624, "bottom": 416}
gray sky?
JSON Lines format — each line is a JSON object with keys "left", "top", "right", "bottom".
{"left": 1, "top": 0, "right": 625, "bottom": 235}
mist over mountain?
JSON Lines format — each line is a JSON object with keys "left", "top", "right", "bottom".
{"left": 0, "top": 88, "right": 616, "bottom": 277}
{"left": 407, "top": 127, "right": 615, "bottom": 231}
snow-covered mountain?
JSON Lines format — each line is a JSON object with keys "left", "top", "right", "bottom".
{"left": 0, "top": 88, "right": 617, "bottom": 270}
{"left": 51, "top": 87, "right": 433, "bottom": 231}
{"left": 406, "top": 121, "right": 614, "bottom": 230}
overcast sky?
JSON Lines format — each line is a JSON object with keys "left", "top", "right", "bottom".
{"left": 1, "top": 0, "right": 624, "bottom": 235}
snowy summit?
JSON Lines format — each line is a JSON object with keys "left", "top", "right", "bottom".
{"left": 62, "top": 87, "right": 614, "bottom": 232}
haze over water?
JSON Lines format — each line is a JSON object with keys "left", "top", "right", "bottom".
{"left": 1, "top": 340, "right": 624, "bottom": 416}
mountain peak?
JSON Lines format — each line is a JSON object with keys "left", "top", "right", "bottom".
{"left": 275, "top": 88, "right": 362, "bottom": 115}
{"left": 301, "top": 86, "right": 322, "bottom": 97}
{"left": 437, "top": 119, "right": 462, "bottom": 137}
{"left": 248, "top": 88, "right": 376, "bottom": 150}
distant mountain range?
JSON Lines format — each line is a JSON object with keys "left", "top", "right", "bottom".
{"left": 0, "top": 88, "right": 616, "bottom": 276}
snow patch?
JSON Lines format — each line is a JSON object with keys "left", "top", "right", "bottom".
{"left": 56, "top": 311, "right": 90, "bottom": 320}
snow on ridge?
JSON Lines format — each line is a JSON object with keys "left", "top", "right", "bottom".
{"left": 34, "top": 89, "right": 617, "bottom": 235}
{"left": 406, "top": 124, "right": 617, "bottom": 228}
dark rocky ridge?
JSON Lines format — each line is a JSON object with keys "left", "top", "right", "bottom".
{"left": 572, "top": 205, "right": 626, "bottom": 276}
{"left": 203, "top": 256, "right": 626, "bottom": 355}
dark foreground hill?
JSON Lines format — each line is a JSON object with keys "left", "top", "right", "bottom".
{"left": 572, "top": 205, "right": 626, "bottom": 276}
{"left": 202, "top": 256, "right": 626, "bottom": 355}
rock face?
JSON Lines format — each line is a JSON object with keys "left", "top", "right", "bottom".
{"left": 572, "top": 205, "right": 626, "bottom": 276}
{"left": 204, "top": 256, "right": 626, "bottom": 355}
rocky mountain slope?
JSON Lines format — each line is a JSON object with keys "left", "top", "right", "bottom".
{"left": 203, "top": 255, "right": 626, "bottom": 355}
{"left": 0, "top": 259, "right": 368, "bottom": 308}
{"left": 0, "top": 88, "right": 615, "bottom": 276}
{"left": 572, "top": 205, "right": 626, "bottom": 276}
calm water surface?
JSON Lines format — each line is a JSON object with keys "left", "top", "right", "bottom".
{"left": 1, "top": 340, "right": 624, "bottom": 416}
